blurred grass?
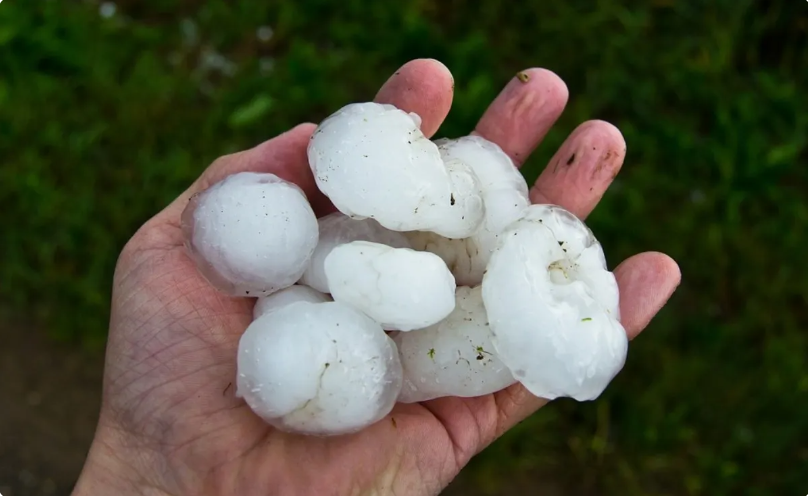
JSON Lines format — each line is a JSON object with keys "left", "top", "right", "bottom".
{"left": 1, "top": 0, "right": 807, "bottom": 494}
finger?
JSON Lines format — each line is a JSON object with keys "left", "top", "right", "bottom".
{"left": 491, "top": 251, "right": 681, "bottom": 436}
{"left": 473, "top": 68, "right": 569, "bottom": 167}
{"left": 374, "top": 58, "right": 454, "bottom": 137}
{"left": 529, "top": 120, "right": 626, "bottom": 219}
{"left": 614, "top": 252, "right": 682, "bottom": 339}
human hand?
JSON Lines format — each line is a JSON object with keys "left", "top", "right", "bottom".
{"left": 73, "top": 59, "right": 681, "bottom": 496}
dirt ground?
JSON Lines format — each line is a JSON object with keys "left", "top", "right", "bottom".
{"left": 0, "top": 326, "right": 103, "bottom": 496}
{"left": 0, "top": 326, "right": 569, "bottom": 496}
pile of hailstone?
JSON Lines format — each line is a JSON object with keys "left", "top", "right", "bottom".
{"left": 182, "top": 102, "right": 628, "bottom": 436}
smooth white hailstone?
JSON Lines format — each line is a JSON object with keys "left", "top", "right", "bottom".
{"left": 324, "top": 241, "right": 456, "bottom": 331}
{"left": 181, "top": 172, "right": 319, "bottom": 297}
{"left": 436, "top": 136, "right": 528, "bottom": 202}
{"left": 253, "top": 285, "right": 331, "bottom": 320}
{"left": 300, "top": 212, "right": 411, "bottom": 293}
{"left": 395, "top": 286, "right": 516, "bottom": 403}
{"left": 482, "top": 204, "right": 626, "bottom": 401}
{"left": 438, "top": 158, "right": 487, "bottom": 239}
{"left": 407, "top": 136, "right": 530, "bottom": 285}
{"left": 237, "top": 301, "right": 402, "bottom": 436}
{"left": 308, "top": 102, "right": 484, "bottom": 238}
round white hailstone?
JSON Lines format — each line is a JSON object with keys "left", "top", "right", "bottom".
{"left": 481, "top": 204, "right": 627, "bottom": 401}
{"left": 324, "top": 240, "right": 456, "bottom": 331}
{"left": 253, "top": 285, "right": 331, "bottom": 320}
{"left": 237, "top": 301, "right": 402, "bottom": 436}
{"left": 438, "top": 158, "right": 487, "bottom": 239}
{"left": 181, "top": 172, "right": 319, "bottom": 297}
{"left": 300, "top": 212, "right": 411, "bottom": 294}
{"left": 406, "top": 136, "right": 530, "bottom": 286}
{"left": 307, "top": 102, "right": 485, "bottom": 238}
{"left": 437, "top": 136, "right": 528, "bottom": 202}
{"left": 395, "top": 286, "right": 516, "bottom": 403}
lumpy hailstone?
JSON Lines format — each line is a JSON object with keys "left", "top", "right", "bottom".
{"left": 395, "top": 286, "right": 516, "bottom": 403}
{"left": 300, "top": 212, "right": 411, "bottom": 293}
{"left": 253, "top": 285, "right": 331, "bottom": 320}
{"left": 407, "top": 136, "right": 530, "bottom": 286}
{"left": 482, "top": 204, "right": 627, "bottom": 401}
{"left": 308, "top": 102, "right": 485, "bottom": 238}
{"left": 181, "top": 172, "right": 319, "bottom": 297}
{"left": 237, "top": 301, "right": 402, "bottom": 436}
{"left": 324, "top": 241, "right": 456, "bottom": 331}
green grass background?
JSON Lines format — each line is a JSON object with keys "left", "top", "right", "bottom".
{"left": 1, "top": 1, "right": 807, "bottom": 494}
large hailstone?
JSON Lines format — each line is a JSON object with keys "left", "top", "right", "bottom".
{"left": 407, "top": 136, "right": 530, "bottom": 286}
{"left": 324, "top": 241, "right": 456, "bottom": 331}
{"left": 395, "top": 286, "right": 516, "bottom": 403}
{"left": 482, "top": 204, "right": 626, "bottom": 401}
{"left": 308, "top": 102, "right": 485, "bottom": 238}
{"left": 237, "top": 301, "right": 402, "bottom": 436}
{"left": 181, "top": 172, "right": 319, "bottom": 297}
{"left": 300, "top": 212, "right": 411, "bottom": 293}
{"left": 253, "top": 285, "right": 331, "bottom": 320}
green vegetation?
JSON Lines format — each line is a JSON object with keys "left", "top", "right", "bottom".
{"left": 1, "top": 1, "right": 806, "bottom": 494}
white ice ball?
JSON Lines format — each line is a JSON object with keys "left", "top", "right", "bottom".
{"left": 436, "top": 136, "right": 528, "bottom": 202}
{"left": 181, "top": 172, "right": 319, "bottom": 297}
{"left": 253, "top": 285, "right": 331, "bottom": 320}
{"left": 406, "top": 136, "right": 530, "bottom": 286}
{"left": 307, "top": 102, "right": 484, "bottom": 238}
{"left": 324, "top": 240, "right": 456, "bottom": 331}
{"left": 395, "top": 286, "right": 516, "bottom": 403}
{"left": 482, "top": 204, "right": 627, "bottom": 401}
{"left": 300, "top": 212, "right": 411, "bottom": 293}
{"left": 237, "top": 301, "right": 402, "bottom": 436}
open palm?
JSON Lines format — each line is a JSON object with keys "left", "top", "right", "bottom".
{"left": 73, "top": 60, "right": 680, "bottom": 496}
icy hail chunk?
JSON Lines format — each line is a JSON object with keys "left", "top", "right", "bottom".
{"left": 181, "top": 172, "right": 319, "bottom": 297}
{"left": 481, "top": 204, "right": 627, "bottom": 401}
{"left": 407, "top": 136, "right": 530, "bottom": 286}
{"left": 237, "top": 301, "right": 402, "bottom": 436}
{"left": 307, "top": 102, "right": 485, "bottom": 238}
{"left": 324, "top": 240, "right": 456, "bottom": 331}
{"left": 253, "top": 285, "right": 331, "bottom": 320}
{"left": 300, "top": 212, "right": 411, "bottom": 293}
{"left": 395, "top": 286, "right": 516, "bottom": 403}
{"left": 436, "top": 136, "right": 529, "bottom": 228}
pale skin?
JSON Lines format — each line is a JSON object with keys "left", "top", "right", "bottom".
{"left": 72, "top": 59, "right": 681, "bottom": 496}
